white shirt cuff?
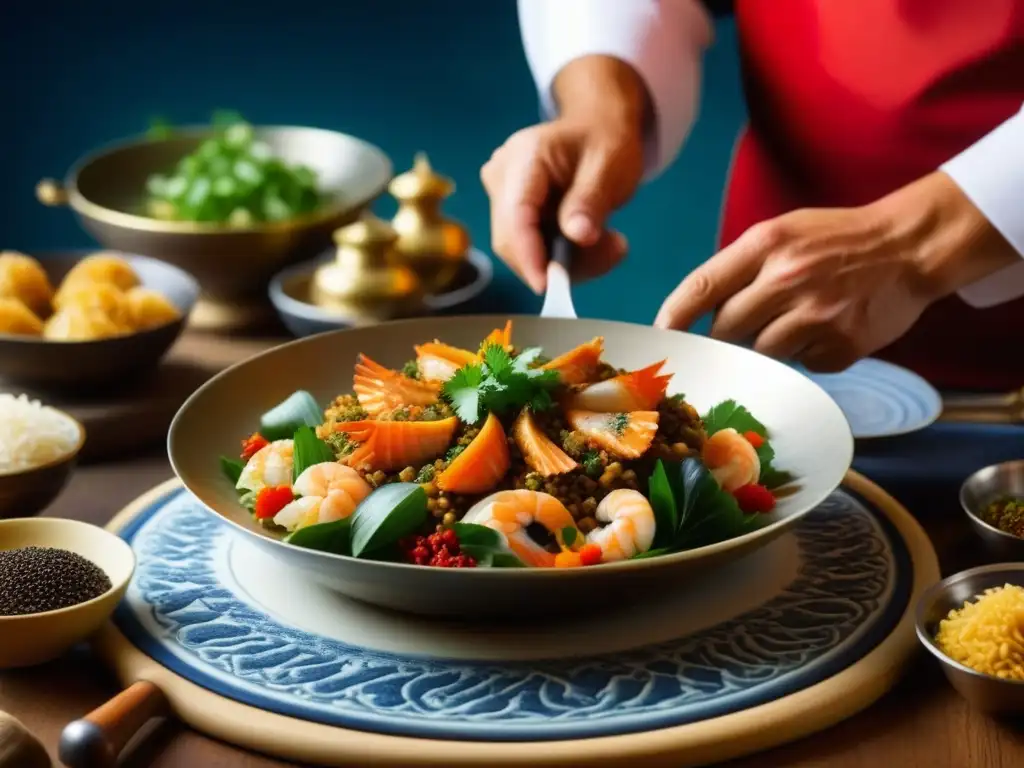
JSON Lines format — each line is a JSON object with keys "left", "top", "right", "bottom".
{"left": 941, "top": 103, "right": 1024, "bottom": 308}
{"left": 517, "top": 0, "right": 711, "bottom": 180}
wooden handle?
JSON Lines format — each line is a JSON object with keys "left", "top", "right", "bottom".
{"left": 58, "top": 681, "right": 169, "bottom": 768}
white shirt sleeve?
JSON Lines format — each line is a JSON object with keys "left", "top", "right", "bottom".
{"left": 941, "top": 103, "right": 1024, "bottom": 308}
{"left": 517, "top": 0, "right": 712, "bottom": 179}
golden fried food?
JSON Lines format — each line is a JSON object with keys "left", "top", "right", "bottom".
{"left": 0, "top": 297, "right": 44, "bottom": 336}
{"left": 53, "top": 282, "right": 133, "bottom": 330}
{"left": 124, "top": 287, "right": 181, "bottom": 331}
{"left": 0, "top": 251, "right": 54, "bottom": 318}
{"left": 54, "top": 251, "right": 139, "bottom": 305}
{"left": 43, "top": 303, "right": 125, "bottom": 342}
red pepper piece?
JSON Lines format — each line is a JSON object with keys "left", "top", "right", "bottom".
{"left": 579, "top": 543, "right": 603, "bottom": 566}
{"left": 254, "top": 485, "right": 295, "bottom": 519}
{"left": 733, "top": 483, "right": 776, "bottom": 514}
{"left": 742, "top": 431, "right": 765, "bottom": 449}
{"left": 241, "top": 432, "right": 269, "bottom": 461}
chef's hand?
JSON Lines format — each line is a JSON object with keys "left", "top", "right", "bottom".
{"left": 481, "top": 55, "right": 649, "bottom": 293}
{"left": 654, "top": 172, "right": 1020, "bottom": 372}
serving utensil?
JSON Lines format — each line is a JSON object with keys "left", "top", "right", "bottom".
{"left": 939, "top": 387, "right": 1024, "bottom": 425}
{"left": 36, "top": 126, "right": 392, "bottom": 332}
{"left": 959, "top": 460, "right": 1024, "bottom": 560}
{"left": 539, "top": 233, "right": 576, "bottom": 319}
{"left": 915, "top": 563, "right": 1024, "bottom": 714}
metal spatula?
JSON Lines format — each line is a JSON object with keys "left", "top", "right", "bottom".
{"left": 539, "top": 233, "right": 577, "bottom": 319}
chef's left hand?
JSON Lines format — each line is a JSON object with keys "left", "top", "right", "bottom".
{"left": 653, "top": 172, "right": 1018, "bottom": 372}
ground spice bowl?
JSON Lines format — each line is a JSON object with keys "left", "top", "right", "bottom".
{"left": 0, "top": 518, "right": 135, "bottom": 668}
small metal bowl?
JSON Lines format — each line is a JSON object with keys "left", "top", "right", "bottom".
{"left": 915, "top": 563, "right": 1024, "bottom": 714}
{"left": 269, "top": 246, "right": 494, "bottom": 337}
{"left": 960, "top": 460, "right": 1024, "bottom": 560}
{"left": 0, "top": 406, "right": 85, "bottom": 520}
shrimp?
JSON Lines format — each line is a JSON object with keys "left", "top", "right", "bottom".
{"left": 236, "top": 439, "right": 294, "bottom": 493}
{"left": 585, "top": 489, "right": 656, "bottom": 562}
{"left": 274, "top": 462, "right": 372, "bottom": 532}
{"left": 462, "top": 490, "right": 580, "bottom": 567}
{"left": 568, "top": 361, "right": 673, "bottom": 412}
{"left": 702, "top": 427, "right": 760, "bottom": 493}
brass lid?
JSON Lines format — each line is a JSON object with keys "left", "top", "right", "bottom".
{"left": 388, "top": 153, "right": 453, "bottom": 201}
{"left": 332, "top": 213, "right": 400, "bottom": 249}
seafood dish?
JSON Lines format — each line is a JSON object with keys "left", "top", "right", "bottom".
{"left": 0, "top": 251, "right": 181, "bottom": 341}
{"left": 220, "top": 321, "right": 794, "bottom": 569}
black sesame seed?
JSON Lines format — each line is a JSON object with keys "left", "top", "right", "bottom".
{"left": 0, "top": 546, "right": 112, "bottom": 617}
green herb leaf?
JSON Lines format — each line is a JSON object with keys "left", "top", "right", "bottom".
{"left": 581, "top": 450, "right": 603, "bottom": 478}
{"left": 284, "top": 517, "right": 352, "bottom": 554}
{"left": 220, "top": 456, "right": 245, "bottom": 485}
{"left": 489, "top": 552, "right": 526, "bottom": 567}
{"left": 673, "top": 458, "right": 707, "bottom": 530}
{"left": 350, "top": 483, "right": 428, "bottom": 558}
{"left": 701, "top": 399, "right": 768, "bottom": 437}
{"left": 260, "top": 390, "right": 322, "bottom": 441}
{"left": 560, "top": 526, "right": 578, "bottom": 547}
{"left": 482, "top": 344, "right": 515, "bottom": 379}
{"left": 760, "top": 466, "right": 796, "bottom": 490}
{"left": 238, "top": 490, "right": 257, "bottom": 511}
{"left": 648, "top": 460, "right": 678, "bottom": 548}
{"left": 443, "top": 365, "right": 485, "bottom": 423}
{"left": 674, "top": 458, "right": 762, "bottom": 549}
{"left": 452, "top": 522, "right": 502, "bottom": 548}
{"left": 292, "top": 426, "right": 335, "bottom": 481}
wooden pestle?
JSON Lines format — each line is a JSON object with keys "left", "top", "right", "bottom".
{"left": 59, "top": 681, "right": 168, "bottom": 768}
{"left": 0, "top": 708, "right": 51, "bottom": 768}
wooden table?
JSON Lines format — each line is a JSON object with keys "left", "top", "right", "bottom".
{"left": 2, "top": 334, "right": 1023, "bottom": 768}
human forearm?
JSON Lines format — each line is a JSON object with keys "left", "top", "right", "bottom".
{"left": 517, "top": 0, "right": 711, "bottom": 178}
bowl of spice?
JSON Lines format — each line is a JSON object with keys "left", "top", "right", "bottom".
{"left": 960, "top": 460, "right": 1024, "bottom": 560}
{"left": 915, "top": 563, "right": 1024, "bottom": 715}
{"left": 0, "top": 518, "right": 134, "bottom": 668}
{"left": 0, "top": 393, "right": 85, "bottom": 520}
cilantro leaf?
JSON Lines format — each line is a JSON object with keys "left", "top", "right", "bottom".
{"left": 443, "top": 364, "right": 485, "bottom": 423}
{"left": 702, "top": 399, "right": 768, "bottom": 437}
{"left": 513, "top": 347, "right": 543, "bottom": 371}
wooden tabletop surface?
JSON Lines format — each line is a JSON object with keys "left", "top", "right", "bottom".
{"left": 1, "top": 333, "right": 1023, "bottom": 768}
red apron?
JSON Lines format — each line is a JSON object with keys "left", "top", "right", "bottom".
{"left": 720, "top": 0, "right": 1024, "bottom": 391}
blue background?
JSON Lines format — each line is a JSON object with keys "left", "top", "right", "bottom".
{"left": 0, "top": 1, "right": 745, "bottom": 330}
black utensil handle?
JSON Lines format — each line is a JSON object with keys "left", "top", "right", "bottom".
{"left": 59, "top": 681, "right": 169, "bottom": 768}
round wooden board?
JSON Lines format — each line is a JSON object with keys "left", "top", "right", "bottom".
{"left": 94, "top": 470, "right": 940, "bottom": 768}
{"left": 0, "top": 334, "right": 278, "bottom": 462}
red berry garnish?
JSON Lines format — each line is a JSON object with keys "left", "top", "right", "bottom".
{"left": 733, "top": 483, "right": 776, "bottom": 513}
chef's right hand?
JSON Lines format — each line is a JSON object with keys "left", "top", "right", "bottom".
{"left": 480, "top": 56, "right": 649, "bottom": 294}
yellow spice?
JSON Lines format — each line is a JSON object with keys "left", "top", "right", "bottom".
{"left": 935, "top": 584, "right": 1024, "bottom": 681}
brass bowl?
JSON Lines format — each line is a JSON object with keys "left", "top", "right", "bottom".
{"left": 36, "top": 126, "right": 393, "bottom": 330}
{"left": 0, "top": 251, "right": 199, "bottom": 389}
{"left": 0, "top": 406, "right": 85, "bottom": 520}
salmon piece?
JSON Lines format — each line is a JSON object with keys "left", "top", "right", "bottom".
{"left": 479, "top": 319, "right": 513, "bottom": 352}
{"left": 569, "top": 361, "right": 673, "bottom": 412}
{"left": 414, "top": 341, "right": 478, "bottom": 382}
{"left": 340, "top": 416, "right": 459, "bottom": 472}
{"left": 541, "top": 337, "right": 604, "bottom": 385}
{"left": 512, "top": 409, "right": 577, "bottom": 476}
{"left": 436, "top": 412, "right": 510, "bottom": 493}
{"left": 353, "top": 354, "right": 439, "bottom": 417}
{"left": 566, "top": 409, "right": 659, "bottom": 459}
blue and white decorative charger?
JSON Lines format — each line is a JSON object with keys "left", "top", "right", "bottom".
{"left": 800, "top": 358, "right": 942, "bottom": 439}
{"left": 111, "top": 483, "right": 913, "bottom": 744}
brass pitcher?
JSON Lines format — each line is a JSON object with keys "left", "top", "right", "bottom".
{"left": 389, "top": 153, "right": 470, "bottom": 293}
{"left": 312, "top": 213, "right": 424, "bottom": 323}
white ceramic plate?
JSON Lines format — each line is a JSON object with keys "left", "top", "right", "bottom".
{"left": 168, "top": 316, "right": 855, "bottom": 617}
{"left": 799, "top": 358, "right": 941, "bottom": 439}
